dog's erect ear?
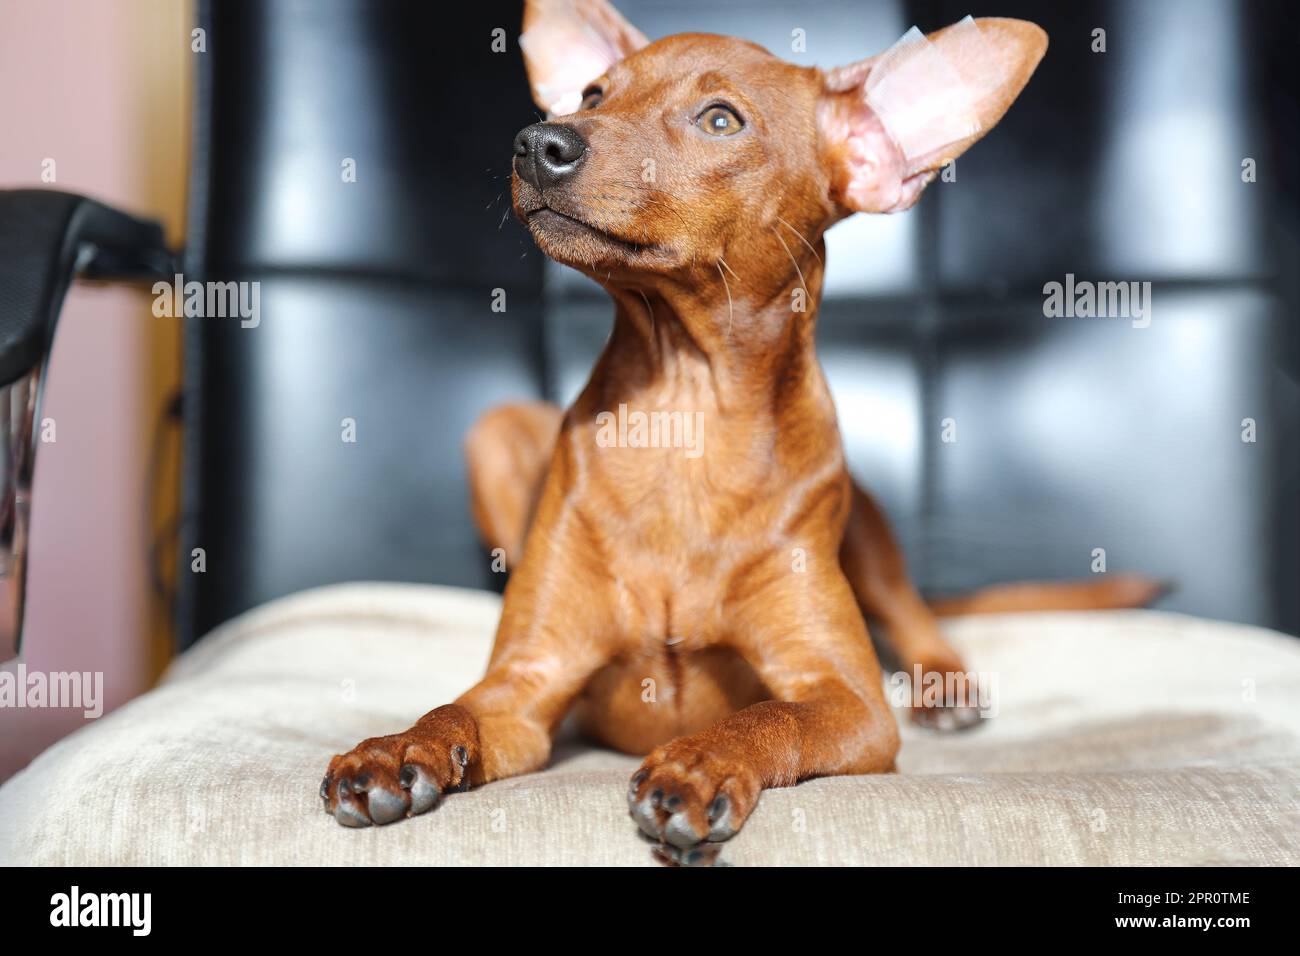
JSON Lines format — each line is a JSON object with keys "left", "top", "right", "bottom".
{"left": 520, "top": 0, "right": 649, "bottom": 117}
{"left": 818, "top": 16, "right": 1047, "bottom": 215}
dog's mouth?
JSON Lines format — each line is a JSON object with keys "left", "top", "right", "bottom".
{"left": 525, "top": 205, "right": 658, "bottom": 257}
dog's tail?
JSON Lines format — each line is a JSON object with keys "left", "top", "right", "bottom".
{"left": 927, "top": 575, "right": 1171, "bottom": 617}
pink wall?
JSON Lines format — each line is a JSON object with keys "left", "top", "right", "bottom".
{"left": 0, "top": 0, "right": 189, "bottom": 780}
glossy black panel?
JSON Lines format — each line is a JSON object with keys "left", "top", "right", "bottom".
{"left": 181, "top": 0, "right": 548, "bottom": 643}
{"left": 199, "top": 0, "right": 539, "bottom": 285}
{"left": 929, "top": 290, "right": 1278, "bottom": 625}
{"left": 933, "top": 0, "right": 1268, "bottom": 290}
{"left": 187, "top": 279, "right": 543, "bottom": 638}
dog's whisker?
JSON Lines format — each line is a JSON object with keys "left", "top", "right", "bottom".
{"left": 636, "top": 288, "right": 656, "bottom": 337}
{"left": 716, "top": 260, "right": 734, "bottom": 339}
{"left": 772, "top": 228, "right": 809, "bottom": 303}
{"left": 776, "top": 215, "right": 821, "bottom": 264}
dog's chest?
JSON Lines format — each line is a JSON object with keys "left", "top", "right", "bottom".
{"left": 584, "top": 478, "right": 792, "bottom": 649}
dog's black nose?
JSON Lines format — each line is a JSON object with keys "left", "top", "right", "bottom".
{"left": 513, "top": 122, "right": 588, "bottom": 189}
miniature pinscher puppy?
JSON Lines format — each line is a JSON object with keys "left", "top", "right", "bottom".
{"left": 321, "top": 0, "right": 1160, "bottom": 860}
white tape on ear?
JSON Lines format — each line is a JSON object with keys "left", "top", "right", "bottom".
{"left": 864, "top": 15, "right": 1005, "bottom": 168}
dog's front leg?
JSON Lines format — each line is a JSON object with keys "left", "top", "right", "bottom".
{"left": 628, "top": 564, "right": 899, "bottom": 861}
{"left": 321, "top": 520, "right": 618, "bottom": 827}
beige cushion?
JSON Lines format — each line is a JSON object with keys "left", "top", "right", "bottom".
{"left": 1, "top": 583, "right": 1298, "bottom": 865}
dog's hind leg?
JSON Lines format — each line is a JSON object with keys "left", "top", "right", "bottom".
{"left": 464, "top": 401, "right": 563, "bottom": 567}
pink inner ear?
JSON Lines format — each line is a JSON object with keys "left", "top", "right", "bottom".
{"left": 521, "top": 26, "right": 621, "bottom": 116}
{"left": 520, "top": 0, "right": 649, "bottom": 117}
{"left": 820, "top": 16, "right": 1013, "bottom": 214}
{"left": 818, "top": 96, "right": 912, "bottom": 213}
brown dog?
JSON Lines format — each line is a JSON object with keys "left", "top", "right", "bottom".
{"left": 321, "top": 0, "right": 1160, "bottom": 858}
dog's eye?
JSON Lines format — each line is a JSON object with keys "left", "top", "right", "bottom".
{"left": 580, "top": 88, "right": 604, "bottom": 110}
{"left": 696, "top": 104, "right": 743, "bottom": 136}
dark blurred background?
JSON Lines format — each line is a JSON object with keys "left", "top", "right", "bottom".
{"left": 179, "top": 0, "right": 1300, "bottom": 646}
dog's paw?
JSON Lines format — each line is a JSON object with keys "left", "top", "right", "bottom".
{"left": 627, "top": 738, "right": 762, "bottom": 852}
{"left": 906, "top": 663, "right": 987, "bottom": 733}
{"left": 320, "top": 705, "right": 478, "bottom": 827}
{"left": 910, "top": 701, "right": 983, "bottom": 732}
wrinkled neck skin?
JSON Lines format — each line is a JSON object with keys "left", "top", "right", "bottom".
{"left": 572, "top": 239, "right": 834, "bottom": 432}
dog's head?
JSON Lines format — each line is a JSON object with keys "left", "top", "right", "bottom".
{"left": 511, "top": 0, "right": 1046, "bottom": 287}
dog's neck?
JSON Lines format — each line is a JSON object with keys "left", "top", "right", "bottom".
{"left": 582, "top": 240, "right": 830, "bottom": 419}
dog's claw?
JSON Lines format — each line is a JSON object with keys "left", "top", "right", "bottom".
{"left": 366, "top": 788, "right": 408, "bottom": 825}
{"left": 332, "top": 789, "right": 373, "bottom": 828}
{"left": 708, "top": 794, "right": 728, "bottom": 822}
{"left": 628, "top": 785, "right": 662, "bottom": 840}
{"left": 400, "top": 764, "right": 441, "bottom": 815}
